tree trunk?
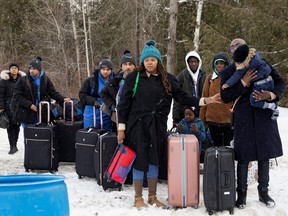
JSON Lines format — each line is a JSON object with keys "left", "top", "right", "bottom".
{"left": 193, "top": 0, "right": 204, "bottom": 52}
{"left": 82, "top": 0, "right": 90, "bottom": 77}
{"left": 167, "top": 0, "right": 178, "bottom": 75}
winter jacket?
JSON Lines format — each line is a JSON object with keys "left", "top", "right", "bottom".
{"left": 117, "top": 70, "right": 200, "bottom": 172}
{"left": 220, "top": 61, "right": 285, "bottom": 161}
{"left": 13, "top": 71, "right": 65, "bottom": 124}
{"left": 79, "top": 69, "right": 114, "bottom": 129}
{"left": 0, "top": 70, "right": 26, "bottom": 123}
{"left": 200, "top": 52, "right": 233, "bottom": 126}
{"left": 173, "top": 51, "right": 206, "bottom": 122}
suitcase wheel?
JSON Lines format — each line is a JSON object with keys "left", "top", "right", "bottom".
{"left": 25, "top": 169, "right": 29, "bottom": 172}
{"left": 192, "top": 205, "right": 199, "bottom": 209}
{"left": 78, "top": 175, "right": 82, "bottom": 179}
{"left": 208, "top": 210, "right": 213, "bottom": 215}
{"left": 229, "top": 209, "right": 234, "bottom": 215}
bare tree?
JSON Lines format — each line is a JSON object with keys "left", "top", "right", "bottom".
{"left": 193, "top": 0, "right": 204, "bottom": 52}
{"left": 82, "top": 0, "right": 90, "bottom": 77}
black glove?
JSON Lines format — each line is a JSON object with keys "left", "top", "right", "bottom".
{"left": 94, "top": 100, "right": 101, "bottom": 108}
{"left": 111, "top": 104, "right": 117, "bottom": 112}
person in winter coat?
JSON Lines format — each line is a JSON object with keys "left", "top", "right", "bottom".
{"left": 200, "top": 52, "right": 233, "bottom": 147}
{"left": 117, "top": 40, "right": 220, "bottom": 209}
{"left": 176, "top": 106, "right": 206, "bottom": 153}
{"left": 220, "top": 38, "right": 285, "bottom": 209}
{"left": 0, "top": 63, "right": 26, "bottom": 154}
{"left": 222, "top": 44, "right": 278, "bottom": 120}
{"left": 172, "top": 50, "right": 207, "bottom": 123}
{"left": 79, "top": 58, "right": 114, "bottom": 130}
{"left": 12, "top": 57, "right": 70, "bottom": 126}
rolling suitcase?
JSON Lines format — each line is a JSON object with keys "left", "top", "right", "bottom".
{"left": 94, "top": 132, "right": 121, "bottom": 191}
{"left": 75, "top": 108, "right": 106, "bottom": 178}
{"left": 203, "top": 146, "right": 235, "bottom": 215}
{"left": 168, "top": 134, "right": 199, "bottom": 208}
{"left": 24, "top": 101, "right": 59, "bottom": 172}
{"left": 57, "top": 101, "right": 83, "bottom": 162}
{"left": 105, "top": 144, "right": 136, "bottom": 184}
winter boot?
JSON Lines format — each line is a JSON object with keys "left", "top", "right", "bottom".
{"left": 147, "top": 178, "right": 166, "bottom": 208}
{"left": 134, "top": 180, "right": 147, "bottom": 209}
{"left": 258, "top": 187, "right": 275, "bottom": 207}
{"left": 8, "top": 144, "right": 18, "bottom": 154}
{"left": 235, "top": 188, "right": 247, "bottom": 209}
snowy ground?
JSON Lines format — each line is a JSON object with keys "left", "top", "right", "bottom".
{"left": 0, "top": 107, "right": 288, "bottom": 216}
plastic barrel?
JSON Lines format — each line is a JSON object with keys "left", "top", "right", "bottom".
{"left": 0, "top": 174, "right": 69, "bottom": 216}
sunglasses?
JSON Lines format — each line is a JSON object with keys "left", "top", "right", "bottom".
{"left": 230, "top": 43, "right": 241, "bottom": 52}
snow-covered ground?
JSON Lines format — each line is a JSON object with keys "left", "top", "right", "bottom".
{"left": 1, "top": 107, "right": 288, "bottom": 216}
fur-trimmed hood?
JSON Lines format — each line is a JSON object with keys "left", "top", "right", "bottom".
{"left": 235, "top": 48, "right": 257, "bottom": 70}
{"left": 0, "top": 70, "right": 26, "bottom": 80}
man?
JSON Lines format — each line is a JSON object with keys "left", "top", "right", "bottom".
{"left": 173, "top": 51, "right": 207, "bottom": 124}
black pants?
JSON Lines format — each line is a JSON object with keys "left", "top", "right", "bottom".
{"left": 237, "top": 160, "right": 270, "bottom": 190}
{"left": 6, "top": 123, "right": 21, "bottom": 147}
{"left": 208, "top": 123, "right": 233, "bottom": 147}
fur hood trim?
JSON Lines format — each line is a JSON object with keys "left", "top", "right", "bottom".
{"left": 235, "top": 48, "right": 256, "bottom": 70}
{"left": 0, "top": 70, "right": 26, "bottom": 80}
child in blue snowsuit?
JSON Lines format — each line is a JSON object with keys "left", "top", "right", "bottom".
{"left": 176, "top": 106, "right": 206, "bottom": 153}
{"left": 222, "top": 44, "right": 278, "bottom": 120}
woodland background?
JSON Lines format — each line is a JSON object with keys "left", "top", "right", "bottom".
{"left": 0, "top": 0, "right": 287, "bottom": 105}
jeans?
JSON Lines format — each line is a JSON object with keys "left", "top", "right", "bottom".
{"left": 133, "top": 164, "right": 158, "bottom": 180}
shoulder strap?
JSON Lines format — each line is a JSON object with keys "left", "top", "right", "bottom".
{"left": 26, "top": 77, "right": 35, "bottom": 104}
{"left": 132, "top": 71, "right": 140, "bottom": 98}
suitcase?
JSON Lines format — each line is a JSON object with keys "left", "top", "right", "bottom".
{"left": 168, "top": 134, "right": 199, "bottom": 208}
{"left": 203, "top": 146, "right": 235, "bottom": 215}
{"left": 24, "top": 101, "right": 59, "bottom": 172}
{"left": 57, "top": 101, "right": 83, "bottom": 162}
{"left": 105, "top": 144, "right": 136, "bottom": 184}
{"left": 94, "top": 132, "right": 121, "bottom": 191}
{"left": 75, "top": 108, "right": 106, "bottom": 178}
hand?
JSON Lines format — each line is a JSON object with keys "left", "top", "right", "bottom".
{"left": 222, "top": 83, "right": 229, "bottom": 90}
{"left": 64, "top": 98, "right": 71, "bottom": 102}
{"left": 111, "top": 104, "right": 117, "bottom": 112}
{"left": 30, "top": 104, "right": 37, "bottom": 112}
{"left": 0, "top": 109, "right": 4, "bottom": 113}
{"left": 176, "top": 123, "right": 184, "bottom": 132}
{"left": 253, "top": 90, "right": 271, "bottom": 102}
{"left": 117, "top": 130, "right": 125, "bottom": 144}
{"left": 94, "top": 100, "right": 101, "bottom": 108}
{"left": 191, "top": 123, "right": 199, "bottom": 133}
{"left": 242, "top": 69, "right": 257, "bottom": 87}
{"left": 205, "top": 93, "right": 221, "bottom": 104}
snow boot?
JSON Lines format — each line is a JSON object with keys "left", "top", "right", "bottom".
{"left": 134, "top": 180, "right": 147, "bottom": 209}
{"left": 147, "top": 178, "right": 166, "bottom": 208}
{"left": 8, "top": 145, "right": 18, "bottom": 154}
{"left": 235, "top": 188, "right": 247, "bottom": 209}
{"left": 258, "top": 187, "right": 275, "bottom": 207}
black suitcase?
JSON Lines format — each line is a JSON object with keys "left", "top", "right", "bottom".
{"left": 94, "top": 132, "right": 121, "bottom": 191}
{"left": 203, "top": 146, "right": 235, "bottom": 215}
{"left": 57, "top": 101, "right": 83, "bottom": 162}
{"left": 75, "top": 108, "right": 106, "bottom": 178}
{"left": 24, "top": 101, "right": 59, "bottom": 172}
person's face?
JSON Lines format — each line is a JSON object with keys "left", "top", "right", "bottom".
{"left": 188, "top": 57, "right": 199, "bottom": 73}
{"left": 143, "top": 57, "right": 158, "bottom": 74}
{"left": 215, "top": 61, "right": 226, "bottom": 73}
{"left": 122, "top": 62, "right": 135, "bottom": 78}
{"left": 184, "top": 109, "right": 195, "bottom": 122}
{"left": 29, "top": 67, "right": 40, "bottom": 77}
{"left": 230, "top": 43, "right": 241, "bottom": 53}
{"left": 10, "top": 66, "right": 19, "bottom": 76}
{"left": 100, "top": 67, "right": 112, "bottom": 80}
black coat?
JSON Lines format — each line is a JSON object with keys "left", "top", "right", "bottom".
{"left": 117, "top": 70, "right": 200, "bottom": 172}
{"left": 13, "top": 71, "right": 65, "bottom": 124}
{"left": 220, "top": 61, "right": 285, "bottom": 161}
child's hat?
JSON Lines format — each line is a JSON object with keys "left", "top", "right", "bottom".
{"left": 233, "top": 44, "right": 249, "bottom": 62}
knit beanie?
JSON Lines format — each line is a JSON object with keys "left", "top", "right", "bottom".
{"left": 233, "top": 44, "right": 249, "bottom": 63}
{"left": 99, "top": 58, "right": 113, "bottom": 70}
{"left": 9, "top": 63, "right": 19, "bottom": 70}
{"left": 119, "top": 50, "right": 136, "bottom": 66}
{"left": 140, "top": 40, "right": 162, "bottom": 64}
{"left": 29, "top": 57, "right": 42, "bottom": 72}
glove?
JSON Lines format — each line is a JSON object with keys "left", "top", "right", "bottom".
{"left": 111, "top": 104, "right": 117, "bottom": 112}
{"left": 93, "top": 100, "right": 101, "bottom": 108}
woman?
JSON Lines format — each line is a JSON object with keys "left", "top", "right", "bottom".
{"left": 117, "top": 40, "right": 220, "bottom": 209}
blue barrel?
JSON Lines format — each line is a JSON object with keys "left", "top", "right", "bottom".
{"left": 0, "top": 174, "right": 69, "bottom": 216}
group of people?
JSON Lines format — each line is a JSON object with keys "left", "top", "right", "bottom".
{"left": 0, "top": 37, "right": 284, "bottom": 210}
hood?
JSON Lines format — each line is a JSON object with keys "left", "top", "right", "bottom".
{"left": 211, "top": 52, "right": 230, "bottom": 79}
{"left": 235, "top": 48, "right": 256, "bottom": 70}
{"left": 0, "top": 70, "right": 26, "bottom": 80}
{"left": 185, "top": 51, "right": 202, "bottom": 81}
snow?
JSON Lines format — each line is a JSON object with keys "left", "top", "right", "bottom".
{"left": 1, "top": 107, "right": 288, "bottom": 216}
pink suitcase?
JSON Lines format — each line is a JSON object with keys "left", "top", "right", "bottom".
{"left": 168, "top": 134, "right": 199, "bottom": 208}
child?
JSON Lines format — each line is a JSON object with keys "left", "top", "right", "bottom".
{"left": 222, "top": 44, "right": 278, "bottom": 120}
{"left": 176, "top": 106, "right": 206, "bottom": 153}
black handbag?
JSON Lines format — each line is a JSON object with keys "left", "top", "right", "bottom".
{"left": 0, "top": 112, "right": 9, "bottom": 129}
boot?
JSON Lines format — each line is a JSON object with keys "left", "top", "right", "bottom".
{"left": 235, "top": 188, "right": 247, "bottom": 209}
{"left": 133, "top": 180, "right": 147, "bottom": 209}
{"left": 258, "top": 187, "right": 275, "bottom": 207}
{"left": 147, "top": 178, "right": 166, "bottom": 208}
{"left": 8, "top": 146, "right": 18, "bottom": 154}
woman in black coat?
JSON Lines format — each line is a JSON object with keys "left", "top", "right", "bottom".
{"left": 0, "top": 64, "right": 26, "bottom": 154}
{"left": 220, "top": 38, "right": 285, "bottom": 209}
{"left": 117, "top": 40, "right": 220, "bottom": 209}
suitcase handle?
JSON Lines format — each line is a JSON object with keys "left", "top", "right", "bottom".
{"left": 63, "top": 100, "right": 74, "bottom": 123}
{"left": 38, "top": 101, "right": 50, "bottom": 124}
{"left": 93, "top": 106, "right": 103, "bottom": 129}
{"left": 221, "top": 171, "right": 230, "bottom": 188}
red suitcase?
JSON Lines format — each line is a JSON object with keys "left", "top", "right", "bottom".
{"left": 105, "top": 144, "right": 136, "bottom": 184}
{"left": 168, "top": 134, "right": 199, "bottom": 208}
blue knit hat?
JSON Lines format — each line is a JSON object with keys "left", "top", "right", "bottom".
{"left": 140, "top": 40, "right": 162, "bottom": 64}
